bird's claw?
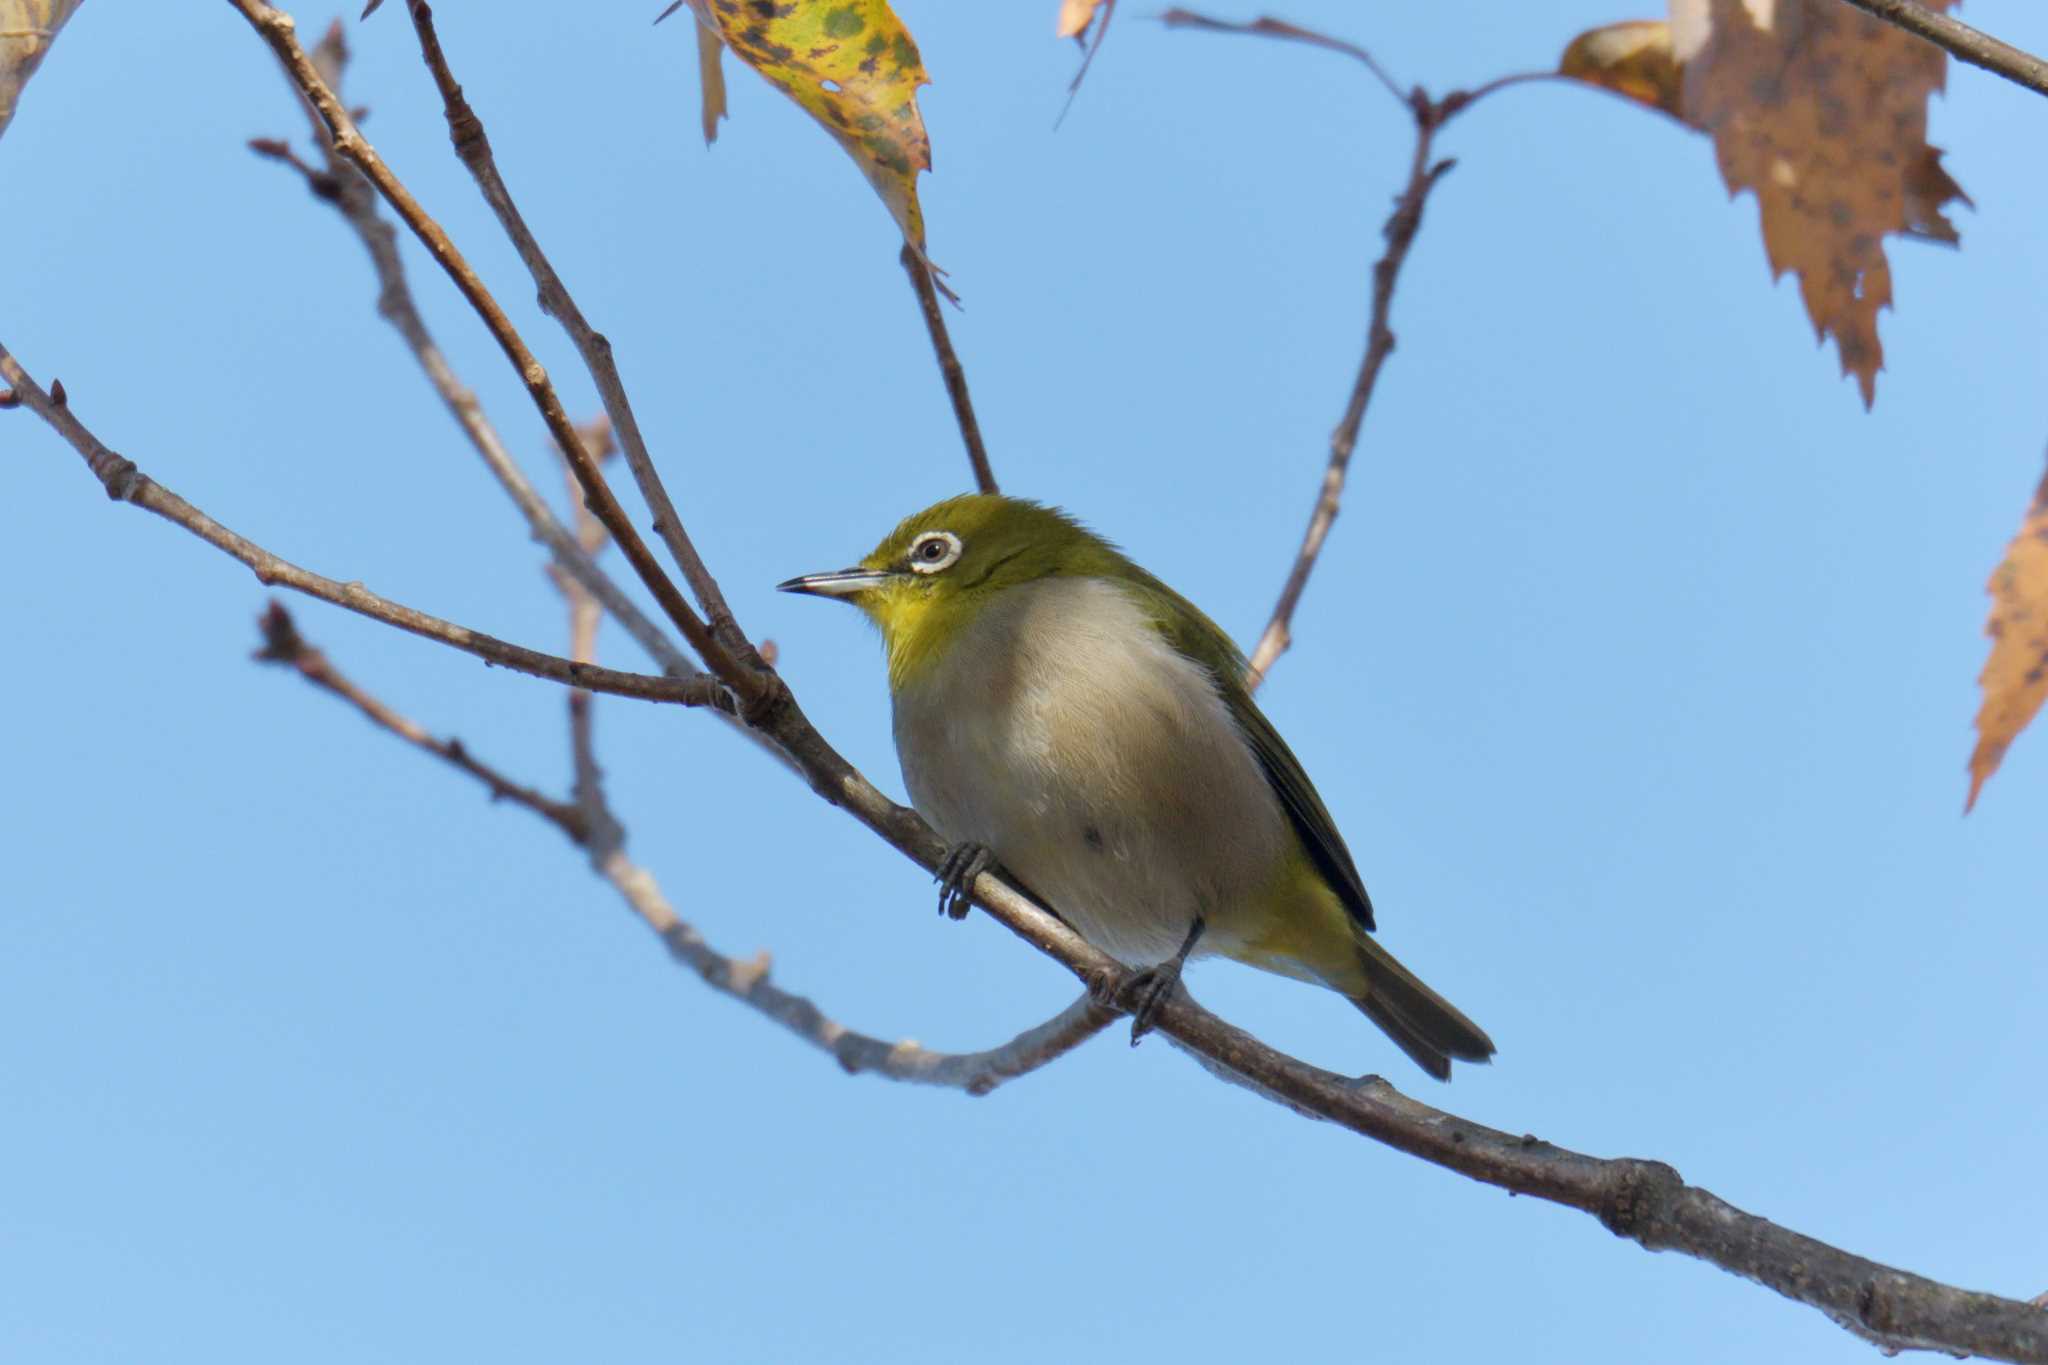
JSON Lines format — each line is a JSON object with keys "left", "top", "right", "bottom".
{"left": 1125, "top": 914, "right": 1205, "bottom": 1046}
{"left": 934, "top": 842, "right": 994, "bottom": 921}
{"left": 1124, "top": 960, "right": 1185, "bottom": 1045}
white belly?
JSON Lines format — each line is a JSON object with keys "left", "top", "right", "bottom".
{"left": 892, "top": 576, "right": 1289, "bottom": 966}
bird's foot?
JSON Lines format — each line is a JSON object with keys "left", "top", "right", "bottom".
{"left": 1123, "top": 961, "right": 1185, "bottom": 1045}
{"left": 1124, "top": 915, "right": 1207, "bottom": 1046}
{"left": 934, "top": 842, "right": 995, "bottom": 921}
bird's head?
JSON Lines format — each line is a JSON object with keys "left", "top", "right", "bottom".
{"left": 778, "top": 494, "right": 1119, "bottom": 687}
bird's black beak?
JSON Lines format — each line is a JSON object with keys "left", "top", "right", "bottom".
{"left": 776, "top": 567, "right": 898, "bottom": 599}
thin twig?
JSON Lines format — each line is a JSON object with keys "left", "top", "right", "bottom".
{"left": 899, "top": 243, "right": 997, "bottom": 494}
{"left": 551, "top": 420, "right": 629, "bottom": 862}
{"left": 1451, "top": 70, "right": 1569, "bottom": 109}
{"left": 246, "top": 549, "right": 1113, "bottom": 1094}
{"left": 1242, "top": 103, "right": 1449, "bottom": 689}
{"left": 1834, "top": 0, "right": 2048, "bottom": 100}
{"left": 1179, "top": 11, "right": 1543, "bottom": 690}
{"left": 0, "top": 345, "right": 724, "bottom": 710}
{"left": 396, "top": 0, "right": 763, "bottom": 678}
{"left": 229, "top": 0, "right": 762, "bottom": 712}
{"left": 254, "top": 600, "right": 589, "bottom": 838}
{"left": 249, "top": 20, "right": 693, "bottom": 682}
{"left": 1055, "top": 0, "right": 1119, "bottom": 127}
{"left": 645, "top": 899, "right": 1118, "bottom": 1093}
{"left": 1160, "top": 9, "right": 1406, "bottom": 107}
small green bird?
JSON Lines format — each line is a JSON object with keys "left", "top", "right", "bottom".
{"left": 778, "top": 494, "right": 1494, "bottom": 1079}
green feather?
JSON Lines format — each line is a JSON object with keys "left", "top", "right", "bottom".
{"left": 1115, "top": 569, "right": 1380, "bottom": 937}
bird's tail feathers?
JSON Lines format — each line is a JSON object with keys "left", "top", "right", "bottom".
{"left": 1349, "top": 938, "right": 1495, "bottom": 1082}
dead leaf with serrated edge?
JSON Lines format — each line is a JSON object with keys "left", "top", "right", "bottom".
{"left": 1559, "top": 1, "right": 1968, "bottom": 409}
{"left": 669, "top": 0, "right": 939, "bottom": 278}
{"left": 1968, "top": 458, "right": 2048, "bottom": 811}
{"left": 0, "top": 0, "right": 87, "bottom": 143}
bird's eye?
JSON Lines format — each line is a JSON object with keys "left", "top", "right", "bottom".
{"left": 907, "top": 530, "right": 963, "bottom": 575}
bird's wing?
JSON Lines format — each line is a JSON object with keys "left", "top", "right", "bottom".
{"left": 1118, "top": 573, "right": 1378, "bottom": 936}
{"left": 1226, "top": 691, "right": 1377, "bottom": 934}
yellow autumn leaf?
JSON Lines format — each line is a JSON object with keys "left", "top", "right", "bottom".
{"left": 0, "top": 0, "right": 86, "bottom": 142}
{"left": 681, "top": 0, "right": 935, "bottom": 259}
{"left": 1559, "top": 0, "right": 1968, "bottom": 409}
{"left": 1558, "top": 20, "right": 1683, "bottom": 121}
{"left": 1968, "top": 460, "right": 2048, "bottom": 811}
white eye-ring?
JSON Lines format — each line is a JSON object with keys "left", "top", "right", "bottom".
{"left": 907, "top": 529, "right": 963, "bottom": 575}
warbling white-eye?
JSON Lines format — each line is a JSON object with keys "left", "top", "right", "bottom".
{"left": 779, "top": 494, "right": 1494, "bottom": 1079}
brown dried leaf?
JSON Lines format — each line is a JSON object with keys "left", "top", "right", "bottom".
{"left": 1676, "top": 0, "right": 1963, "bottom": 409}
{"left": 1968, "top": 460, "right": 2048, "bottom": 812}
{"left": 1560, "top": 3, "right": 1967, "bottom": 409}
{"left": 695, "top": 19, "right": 728, "bottom": 146}
{"left": 0, "top": 0, "right": 86, "bottom": 143}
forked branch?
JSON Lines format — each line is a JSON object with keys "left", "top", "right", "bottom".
{"left": 248, "top": 19, "right": 692, "bottom": 682}
{"left": 398, "top": 0, "right": 762, "bottom": 676}
{"left": 252, "top": 593, "right": 1112, "bottom": 1094}
{"left": 1242, "top": 109, "right": 1450, "bottom": 690}
{"left": 1162, "top": 12, "right": 1481, "bottom": 691}
{"left": 230, "top": 0, "right": 764, "bottom": 708}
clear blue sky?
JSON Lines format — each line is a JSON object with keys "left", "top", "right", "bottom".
{"left": 5, "top": 3, "right": 2045, "bottom": 1361}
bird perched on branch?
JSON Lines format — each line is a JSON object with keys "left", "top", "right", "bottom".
{"left": 779, "top": 494, "right": 1493, "bottom": 1080}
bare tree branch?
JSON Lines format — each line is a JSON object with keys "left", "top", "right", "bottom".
{"left": 248, "top": 579, "right": 1114, "bottom": 1095}
{"left": 1834, "top": 0, "right": 2048, "bottom": 100}
{"left": 1156, "top": 13, "right": 1459, "bottom": 689}
{"left": 627, "top": 871, "right": 1118, "bottom": 1093}
{"left": 248, "top": 21, "right": 693, "bottom": 683}
{"left": 550, "top": 420, "right": 617, "bottom": 832}
{"left": 1160, "top": 15, "right": 1551, "bottom": 693}
{"left": 396, "top": 0, "right": 764, "bottom": 678}
{"left": 0, "top": 346, "right": 723, "bottom": 710}
{"left": 898, "top": 242, "right": 997, "bottom": 494}
{"left": 254, "top": 600, "right": 590, "bottom": 839}
{"left": 1241, "top": 114, "right": 1448, "bottom": 689}
{"left": 1152, "top": 1002, "right": 2048, "bottom": 1361}
{"left": 228, "top": 0, "right": 762, "bottom": 709}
